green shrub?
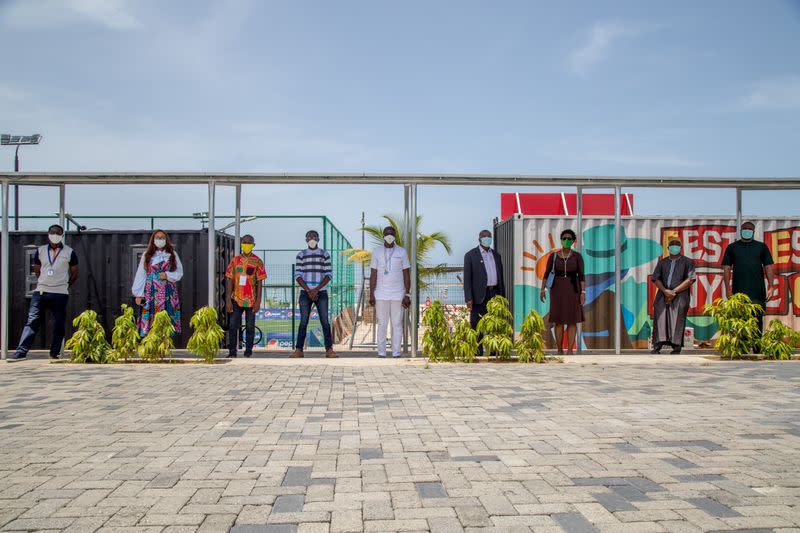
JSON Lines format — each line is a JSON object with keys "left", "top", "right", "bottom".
{"left": 137, "top": 310, "right": 175, "bottom": 362}
{"left": 516, "top": 309, "right": 546, "bottom": 363}
{"left": 477, "top": 295, "right": 514, "bottom": 359}
{"left": 422, "top": 300, "right": 450, "bottom": 362}
{"left": 111, "top": 304, "right": 139, "bottom": 361}
{"left": 704, "top": 293, "right": 762, "bottom": 358}
{"left": 65, "top": 310, "right": 111, "bottom": 363}
{"left": 451, "top": 316, "right": 479, "bottom": 363}
{"left": 187, "top": 306, "right": 225, "bottom": 363}
{"left": 760, "top": 319, "right": 800, "bottom": 360}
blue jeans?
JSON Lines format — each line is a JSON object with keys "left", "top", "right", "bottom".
{"left": 228, "top": 301, "right": 255, "bottom": 356}
{"left": 296, "top": 290, "right": 333, "bottom": 350}
{"left": 16, "top": 292, "right": 69, "bottom": 357}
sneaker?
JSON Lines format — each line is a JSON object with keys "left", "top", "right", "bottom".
{"left": 243, "top": 352, "right": 252, "bottom": 358}
{"left": 670, "top": 347, "right": 682, "bottom": 354}
{"left": 227, "top": 353, "right": 237, "bottom": 358}
{"left": 49, "top": 354, "right": 59, "bottom": 360}
{"left": 377, "top": 354, "right": 386, "bottom": 358}
{"left": 291, "top": 349, "right": 304, "bottom": 358}
{"left": 325, "top": 349, "right": 337, "bottom": 358}
{"left": 11, "top": 352, "right": 27, "bottom": 360}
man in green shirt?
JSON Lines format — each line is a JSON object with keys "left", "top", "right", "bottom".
{"left": 721, "top": 221, "right": 775, "bottom": 332}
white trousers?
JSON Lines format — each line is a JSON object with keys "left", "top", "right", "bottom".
{"left": 375, "top": 299, "right": 404, "bottom": 357}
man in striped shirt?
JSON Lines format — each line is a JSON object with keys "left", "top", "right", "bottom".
{"left": 293, "top": 230, "right": 337, "bottom": 358}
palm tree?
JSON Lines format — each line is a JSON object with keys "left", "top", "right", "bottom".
{"left": 343, "top": 214, "right": 452, "bottom": 287}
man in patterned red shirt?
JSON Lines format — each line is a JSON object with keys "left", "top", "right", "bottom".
{"left": 225, "top": 235, "right": 267, "bottom": 358}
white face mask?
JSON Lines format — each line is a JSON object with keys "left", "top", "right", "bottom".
{"left": 154, "top": 238, "right": 167, "bottom": 249}
{"left": 384, "top": 235, "right": 395, "bottom": 245}
{"left": 48, "top": 234, "right": 63, "bottom": 245}
{"left": 307, "top": 239, "right": 318, "bottom": 248}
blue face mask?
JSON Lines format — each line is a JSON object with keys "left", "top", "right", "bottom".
{"left": 668, "top": 245, "right": 681, "bottom": 255}
{"left": 741, "top": 229, "right": 754, "bottom": 240}
{"left": 480, "top": 237, "right": 492, "bottom": 248}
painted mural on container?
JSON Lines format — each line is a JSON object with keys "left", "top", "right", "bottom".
{"left": 511, "top": 218, "right": 800, "bottom": 349}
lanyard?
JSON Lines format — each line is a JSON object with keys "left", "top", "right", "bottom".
{"left": 383, "top": 247, "right": 395, "bottom": 274}
{"left": 47, "top": 246, "right": 63, "bottom": 268}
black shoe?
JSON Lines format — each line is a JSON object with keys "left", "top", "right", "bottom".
{"left": 243, "top": 352, "right": 252, "bottom": 358}
{"left": 49, "top": 354, "right": 59, "bottom": 360}
{"left": 227, "top": 353, "right": 237, "bottom": 358}
{"left": 670, "top": 347, "right": 681, "bottom": 354}
{"left": 11, "top": 352, "right": 27, "bottom": 360}
{"left": 650, "top": 345, "right": 662, "bottom": 354}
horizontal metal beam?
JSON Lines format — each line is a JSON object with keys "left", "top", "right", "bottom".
{"left": 1, "top": 173, "right": 800, "bottom": 189}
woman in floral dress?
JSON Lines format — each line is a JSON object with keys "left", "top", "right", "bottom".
{"left": 132, "top": 230, "right": 183, "bottom": 336}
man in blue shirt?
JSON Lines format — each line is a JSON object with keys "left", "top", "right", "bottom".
{"left": 293, "top": 230, "right": 336, "bottom": 358}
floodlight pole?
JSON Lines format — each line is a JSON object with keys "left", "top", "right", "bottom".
{"left": 14, "top": 146, "right": 19, "bottom": 231}
{"left": 410, "top": 183, "right": 418, "bottom": 358}
{"left": 403, "top": 184, "right": 410, "bottom": 354}
{"left": 208, "top": 181, "right": 216, "bottom": 307}
{"left": 1, "top": 180, "right": 9, "bottom": 360}
{"left": 614, "top": 186, "right": 622, "bottom": 355}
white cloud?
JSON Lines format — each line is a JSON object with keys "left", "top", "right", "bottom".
{"left": 568, "top": 20, "right": 641, "bottom": 75}
{"left": 741, "top": 75, "right": 800, "bottom": 110}
{"left": 0, "top": 0, "right": 141, "bottom": 30}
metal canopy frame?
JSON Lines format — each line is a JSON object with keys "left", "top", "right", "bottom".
{"left": 2, "top": 172, "right": 799, "bottom": 360}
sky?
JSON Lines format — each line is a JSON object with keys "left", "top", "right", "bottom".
{"left": 1, "top": 0, "right": 799, "bottom": 263}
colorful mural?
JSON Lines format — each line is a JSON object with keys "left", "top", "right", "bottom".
{"left": 508, "top": 217, "right": 800, "bottom": 349}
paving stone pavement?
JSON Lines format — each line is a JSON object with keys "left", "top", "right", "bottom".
{"left": 2, "top": 359, "right": 800, "bottom": 532}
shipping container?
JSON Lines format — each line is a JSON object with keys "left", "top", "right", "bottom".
{"left": 495, "top": 215, "right": 800, "bottom": 349}
{"left": 0, "top": 229, "right": 234, "bottom": 350}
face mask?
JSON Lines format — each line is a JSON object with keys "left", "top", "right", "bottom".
{"left": 48, "top": 234, "right": 63, "bottom": 245}
{"left": 384, "top": 235, "right": 395, "bottom": 245}
{"left": 307, "top": 239, "right": 318, "bottom": 248}
{"left": 154, "top": 238, "right": 167, "bottom": 249}
{"left": 561, "top": 238, "right": 574, "bottom": 248}
{"left": 741, "top": 229, "right": 754, "bottom": 240}
{"left": 480, "top": 237, "right": 492, "bottom": 248}
{"left": 241, "top": 243, "right": 255, "bottom": 254}
{"left": 668, "top": 245, "right": 681, "bottom": 255}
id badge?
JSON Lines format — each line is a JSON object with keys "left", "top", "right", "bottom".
{"left": 239, "top": 275, "right": 247, "bottom": 286}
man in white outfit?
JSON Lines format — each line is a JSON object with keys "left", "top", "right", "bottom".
{"left": 369, "top": 226, "right": 411, "bottom": 357}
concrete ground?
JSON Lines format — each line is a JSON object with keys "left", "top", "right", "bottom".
{"left": 1, "top": 356, "right": 800, "bottom": 532}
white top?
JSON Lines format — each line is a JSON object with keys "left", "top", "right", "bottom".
{"left": 131, "top": 250, "right": 184, "bottom": 297}
{"left": 370, "top": 245, "right": 410, "bottom": 301}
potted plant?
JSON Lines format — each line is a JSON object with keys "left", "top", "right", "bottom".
{"left": 760, "top": 319, "right": 800, "bottom": 360}
{"left": 704, "top": 293, "right": 762, "bottom": 358}
{"left": 137, "top": 310, "right": 175, "bottom": 362}
{"left": 516, "top": 309, "right": 546, "bottom": 363}
{"left": 476, "top": 295, "right": 514, "bottom": 360}
{"left": 111, "top": 304, "right": 139, "bottom": 361}
{"left": 187, "top": 306, "right": 225, "bottom": 363}
{"left": 65, "top": 310, "right": 111, "bottom": 363}
{"left": 450, "top": 316, "right": 479, "bottom": 363}
{"left": 422, "top": 300, "right": 450, "bottom": 362}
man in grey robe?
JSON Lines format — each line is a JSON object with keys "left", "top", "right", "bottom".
{"left": 651, "top": 237, "right": 696, "bottom": 354}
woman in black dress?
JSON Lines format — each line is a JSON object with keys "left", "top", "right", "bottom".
{"left": 540, "top": 229, "right": 586, "bottom": 355}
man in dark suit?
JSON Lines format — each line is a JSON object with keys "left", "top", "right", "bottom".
{"left": 464, "top": 229, "right": 506, "bottom": 351}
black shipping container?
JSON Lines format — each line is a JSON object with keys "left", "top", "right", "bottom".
{"left": 0, "top": 229, "right": 234, "bottom": 350}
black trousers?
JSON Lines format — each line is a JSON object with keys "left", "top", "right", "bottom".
{"left": 228, "top": 301, "right": 255, "bottom": 356}
{"left": 16, "top": 292, "right": 69, "bottom": 357}
{"left": 470, "top": 286, "right": 499, "bottom": 355}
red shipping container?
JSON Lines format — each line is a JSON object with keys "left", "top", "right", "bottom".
{"left": 500, "top": 193, "right": 634, "bottom": 220}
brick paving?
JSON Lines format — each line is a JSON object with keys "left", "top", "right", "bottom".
{"left": 1, "top": 359, "right": 800, "bottom": 532}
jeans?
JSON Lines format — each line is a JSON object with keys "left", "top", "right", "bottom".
{"left": 228, "top": 301, "right": 255, "bottom": 356}
{"left": 16, "top": 292, "right": 69, "bottom": 357}
{"left": 296, "top": 290, "right": 333, "bottom": 350}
